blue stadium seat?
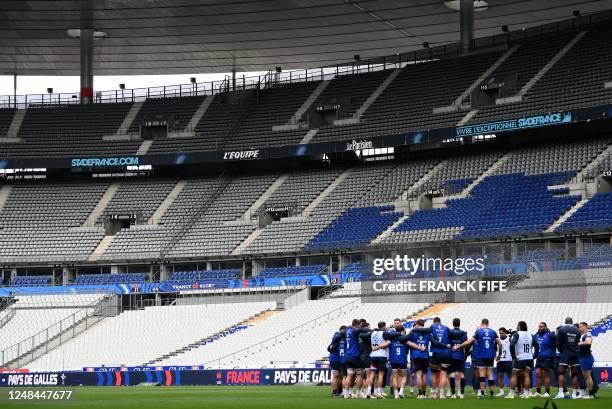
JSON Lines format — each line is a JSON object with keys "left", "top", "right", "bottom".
{"left": 305, "top": 206, "right": 402, "bottom": 251}
{"left": 556, "top": 192, "right": 612, "bottom": 233}
{"left": 10, "top": 275, "right": 52, "bottom": 287}
{"left": 74, "top": 273, "right": 147, "bottom": 285}
{"left": 394, "top": 172, "right": 579, "bottom": 240}
{"left": 257, "top": 265, "right": 327, "bottom": 278}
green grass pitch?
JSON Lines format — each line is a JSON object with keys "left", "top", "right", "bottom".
{"left": 1, "top": 386, "right": 610, "bottom": 408}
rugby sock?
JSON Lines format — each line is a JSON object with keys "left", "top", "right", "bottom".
{"left": 479, "top": 377, "right": 486, "bottom": 394}
{"left": 399, "top": 387, "right": 404, "bottom": 396}
{"left": 449, "top": 378, "right": 456, "bottom": 394}
{"left": 460, "top": 379, "right": 465, "bottom": 395}
{"left": 537, "top": 387, "right": 541, "bottom": 394}
{"left": 546, "top": 388, "right": 550, "bottom": 394}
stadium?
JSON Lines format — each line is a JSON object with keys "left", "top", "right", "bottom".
{"left": 0, "top": 0, "right": 612, "bottom": 407}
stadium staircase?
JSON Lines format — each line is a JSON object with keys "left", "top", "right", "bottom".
{"left": 89, "top": 235, "right": 115, "bottom": 262}
{"left": 298, "top": 128, "right": 319, "bottom": 144}
{"left": 136, "top": 140, "right": 153, "bottom": 155}
{"left": 372, "top": 214, "right": 409, "bottom": 243}
{"left": 301, "top": 168, "right": 352, "bottom": 216}
{"left": 409, "top": 303, "right": 458, "bottom": 320}
{"left": 160, "top": 171, "right": 232, "bottom": 259}
{"left": 142, "top": 307, "right": 277, "bottom": 366}
{"left": 334, "top": 67, "right": 403, "bottom": 126}
{"left": 5, "top": 108, "right": 26, "bottom": 140}
{"left": 497, "top": 31, "right": 587, "bottom": 105}
{"left": 239, "top": 174, "right": 288, "bottom": 221}
{"left": 459, "top": 151, "right": 513, "bottom": 196}
{"left": 232, "top": 228, "right": 264, "bottom": 255}
{"left": 0, "top": 185, "right": 12, "bottom": 213}
{"left": 148, "top": 180, "right": 188, "bottom": 225}
{"left": 573, "top": 140, "right": 612, "bottom": 182}
{"left": 545, "top": 197, "right": 590, "bottom": 232}
{"left": 436, "top": 44, "right": 520, "bottom": 114}
{"left": 186, "top": 95, "right": 215, "bottom": 131}
{"left": 374, "top": 159, "right": 457, "bottom": 243}
{"left": 82, "top": 183, "right": 120, "bottom": 227}
{"left": 116, "top": 101, "right": 143, "bottom": 136}
{"left": 284, "top": 80, "right": 330, "bottom": 128}
{"left": 401, "top": 159, "right": 448, "bottom": 200}
{"left": 2, "top": 294, "right": 118, "bottom": 369}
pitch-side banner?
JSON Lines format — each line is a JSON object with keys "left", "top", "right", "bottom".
{"left": 1, "top": 367, "right": 610, "bottom": 387}
{"left": 0, "top": 368, "right": 333, "bottom": 387}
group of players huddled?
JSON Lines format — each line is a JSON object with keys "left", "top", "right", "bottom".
{"left": 327, "top": 316, "right": 597, "bottom": 400}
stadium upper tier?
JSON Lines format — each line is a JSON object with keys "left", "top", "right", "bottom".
{"left": 0, "top": 23, "right": 611, "bottom": 158}
{"left": 0, "top": 133, "right": 611, "bottom": 265}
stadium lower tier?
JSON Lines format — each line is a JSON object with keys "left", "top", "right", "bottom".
{"left": 2, "top": 287, "right": 610, "bottom": 372}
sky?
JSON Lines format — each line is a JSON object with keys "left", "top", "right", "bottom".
{"left": 0, "top": 72, "right": 269, "bottom": 97}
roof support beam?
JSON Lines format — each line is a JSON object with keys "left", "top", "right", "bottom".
{"left": 80, "top": 0, "right": 94, "bottom": 104}
{"left": 460, "top": 0, "right": 474, "bottom": 54}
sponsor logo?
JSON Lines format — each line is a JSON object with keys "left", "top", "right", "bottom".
{"left": 345, "top": 139, "right": 373, "bottom": 151}
{"left": 169, "top": 282, "right": 215, "bottom": 290}
{"left": 456, "top": 112, "right": 571, "bottom": 137}
{"left": 71, "top": 157, "right": 139, "bottom": 167}
{"left": 223, "top": 150, "right": 260, "bottom": 160}
{"left": 273, "top": 369, "right": 331, "bottom": 384}
{"left": 6, "top": 374, "right": 58, "bottom": 386}
{"left": 224, "top": 370, "right": 261, "bottom": 384}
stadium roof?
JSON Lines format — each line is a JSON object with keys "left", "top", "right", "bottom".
{"left": 0, "top": 0, "right": 610, "bottom": 76}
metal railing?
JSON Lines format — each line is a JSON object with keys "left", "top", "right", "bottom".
{"left": 204, "top": 297, "right": 360, "bottom": 367}
{"left": 0, "top": 293, "right": 116, "bottom": 367}
{"left": 0, "top": 308, "right": 16, "bottom": 329}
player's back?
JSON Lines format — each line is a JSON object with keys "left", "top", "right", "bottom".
{"left": 430, "top": 323, "right": 449, "bottom": 354}
{"left": 409, "top": 331, "right": 430, "bottom": 359}
{"left": 346, "top": 327, "right": 362, "bottom": 357}
{"left": 474, "top": 327, "right": 498, "bottom": 358}
{"left": 557, "top": 325, "right": 580, "bottom": 353}
{"left": 449, "top": 327, "right": 467, "bottom": 360}
{"left": 514, "top": 330, "right": 534, "bottom": 360}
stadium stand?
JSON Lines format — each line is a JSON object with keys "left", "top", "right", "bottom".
{"left": 469, "top": 24, "right": 612, "bottom": 124}
{"left": 257, "top": 265, "right": 327, "bottom": 278}
{"left": 127, "top": 95, "right": 205, "bottom": 134}
{"left": 10, "top": 276, "right": 52, "bottom": 287}
{"left": 0, "top": 294, "right": 108, "bottom": 361}
{"left": 557, "top": 192, "right": 612, "bottom": 232}
{"left": 386, "top": 172, "right": 579, "bottom": 242}
{"left": 0, "top": 22, "right": 608, "bottom": 160}
{"left": 94, "top": 179, "right": 177, "bottom": 225}
{"left": 158, "top": 299, "right": 428, "bottom": 368}
{"left": 0, "top": 103, "right": 139, "bottom": 157}
{"left": 167, "top": 269, "right": 241, "bottom": 282}
{"left": 312, "top": 52, "right": 503, "bottom": 143}
{"left": 27, "top": 302, "right": 274, "bottom": 370}
{"left": 305, "top": 206, "right": 402, "bottom": 251}
{"left": 74, "top": 273, "right": 148, "bottom": 285}
{"left": 0, "top": 108, "right": 16, "bottom": 137}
